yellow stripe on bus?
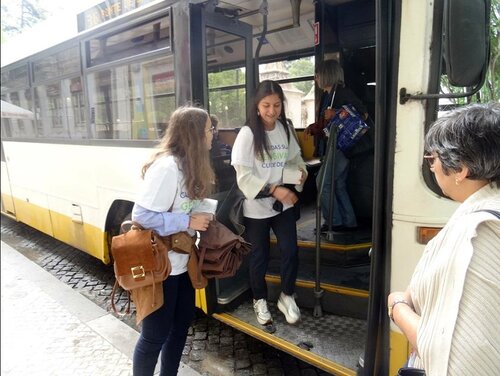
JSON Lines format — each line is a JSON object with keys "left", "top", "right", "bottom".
{"left": 10, "top": 196, "right": 110, "bottom": 263}
{"left": 390, "top": 329, "right": 411, "bottom": 376}
{"left": 265, "top": 275, "right": 369, "bottom": 298}
{"left": 271, "top": 238, "right": 372, "bottom": 252}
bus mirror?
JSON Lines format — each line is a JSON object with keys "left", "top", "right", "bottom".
{"left": 443, "top": 0, "right": 490, "bottom": 87}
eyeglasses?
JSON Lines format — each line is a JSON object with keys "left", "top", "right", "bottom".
{"left": 206, "top": 126, "right": 216, "bottom": 134}
{"left": 423, "top": 154, "right": 437, "bottom": 167}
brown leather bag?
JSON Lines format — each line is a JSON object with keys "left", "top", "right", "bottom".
{"left": 110, "top": 221, "right": 171, "bottom": 315}
{"left": 166, "top": 231, "right": 194, "bottom": 254}
{"left": 196, "top": 219, "right": 251, "bottom": 279}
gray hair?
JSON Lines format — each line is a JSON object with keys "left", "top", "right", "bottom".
{"left": 425, "top": 102, "right": 500, "bottom": 184}
{"left": 315, "top": 60, "right": 345, "bottom": 89}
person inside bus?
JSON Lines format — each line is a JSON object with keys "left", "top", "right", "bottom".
{"left": 209, "top": 114, "right": 234, "bottom": 192}
{"left": 131, "top": 106, "right": 215, "bottom": 376}
{"left": 305, "top": 59, "right": 368, "bottom": 234}
{"left": 388, "top": 102, "right": 500, "bottom": 376}
{"left": 231, "top": 80, "right": 307, "bottom": 326}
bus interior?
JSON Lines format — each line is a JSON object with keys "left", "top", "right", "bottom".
{"left": 200, "top": 0, "right": 377, "bottom": 373}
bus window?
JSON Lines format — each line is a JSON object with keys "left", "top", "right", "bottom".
{"left": 33, "top": 46, "right": 80, "bottom": 83}
{"left": 34, "top": 77, "right": 87, "bottom": 139}
{"left": 87, "top": 56, "right": 175, "bottom": 140}
{"left": 259, "top": 58, "right": 315, "bottom": 129}
{"left": 206, "top": 27, "right": 247, "bottom": 129}
{"left": 87, "top": 15, "right": 171, "bottom": 67}
{"left": 0, "top": 64, "right": 29, "bottom": 92}
{"left": 1, "top": 90, "right": 36, "bottom": 139}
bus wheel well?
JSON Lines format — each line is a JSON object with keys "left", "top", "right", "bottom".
{"left": 105, "top": 200, "right": 134, "bottom": 252}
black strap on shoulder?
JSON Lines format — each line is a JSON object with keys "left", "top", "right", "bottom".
{"left": 475, "top": 209, "right": 500, "bottom": 219}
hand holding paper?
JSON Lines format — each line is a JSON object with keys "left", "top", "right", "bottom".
{"left": 283, "top": 168, "right": 303, "bottom": 185}
{"left": 191, "top": 198, "right": 218, "bottom": 217}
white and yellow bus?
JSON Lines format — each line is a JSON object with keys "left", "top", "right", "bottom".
{"left": 1, "top": 0, "right": 492, "bottom": 375}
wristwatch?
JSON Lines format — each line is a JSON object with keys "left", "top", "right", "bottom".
{"left": 388, "top": 298, "right": 409, "bottom": 322}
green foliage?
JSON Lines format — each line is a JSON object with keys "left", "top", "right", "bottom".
{"left": 208, "top": 69, "right": 247, "bottom": 128}
{"left": 286, "top": 58, "right": 314, "bottom": 95}
{"left": 484, "top": 0, "right": 499, "bottom": 101}
{"left": 1, "top": 0, "right": 47, "bottom": 39}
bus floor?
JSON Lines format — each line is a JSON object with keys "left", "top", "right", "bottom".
{"left": 219, "top": 298, "right": 366, "bottom": 373}
{"left": 293, "top": 202, "right": 372, "bottom": 245}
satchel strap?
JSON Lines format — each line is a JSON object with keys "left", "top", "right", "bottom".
{"left": 328, "top": 84, "right": 338, "bottom": 108}
{"left": 111, "top": 280, "right": 131, "bottom": 316}
{"left": 120, "top": 220, "right": 145, "bottom": 233}
{"left": 111, "top": 276, "right": 158, "bottom": 316}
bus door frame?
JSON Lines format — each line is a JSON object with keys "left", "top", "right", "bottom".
{"left": 189, "top": 4, "right": 255, "bottom": 110}
{"left": 0, "top": 140, "right": 17, "bottom": 217}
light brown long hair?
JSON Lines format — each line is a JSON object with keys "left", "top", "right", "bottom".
{"left": 141, "top": 106, "right": 215, "bottom": 199}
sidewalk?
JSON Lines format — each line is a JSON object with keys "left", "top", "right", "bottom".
{"left": 0, "top": 241, "right": 201, "bottom": 376}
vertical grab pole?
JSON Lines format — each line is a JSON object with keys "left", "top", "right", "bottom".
{"left": 313, "top": 126, "right": 338, "bottom": 318}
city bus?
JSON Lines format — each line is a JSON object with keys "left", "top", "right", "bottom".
{"left": 0, "top": 0, "right": 491, "bottom": 375}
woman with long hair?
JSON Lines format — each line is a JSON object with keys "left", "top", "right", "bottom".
{"left": 231, "top": 80, "right": 307, "bottom": 326}
{"left": 131, "top": 106, "right": 215, "bottom": 375}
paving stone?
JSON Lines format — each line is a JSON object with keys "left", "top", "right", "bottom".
{"left": 220, "top": 336, "right": 233, "bottom": 346}
{"left": 208, "top": 335, "right": 220, "bottom": 345}
{"left": 252, "top": 363, "right": 268, "bottom": 375}
{"left": 207, "top": 343, "right": 219, "bottom": 352}
{"left": 193, "top": 341, "right": 207, "bottom": 351}
{"left": 190, "top": 350, "right": 206, "bottom": 362}
{"left": 194, "top": 331, "right": 208, "bottom": 340}
{"left": 235, "top": 357, "right": 251, "bottom": 369}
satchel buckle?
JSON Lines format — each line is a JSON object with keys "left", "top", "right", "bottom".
{"left": 131, "top": 266, "right": 146, "bottom": 279}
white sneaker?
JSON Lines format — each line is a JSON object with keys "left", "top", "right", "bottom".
{"left": 253, "top": 298, "right": 273, "bottom": 325}
{"left": 277, "top": 292, "right": 301, "bottom": 324}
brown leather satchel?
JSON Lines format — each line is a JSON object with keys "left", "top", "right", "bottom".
{"left": 110, "top": 221, "right": 171, "bottom": 315}
{"left": 196, "top": 219, "right": 251, "bottom": 279}
{"left": 165, "top": 231, "right": 194, "bottom": 254}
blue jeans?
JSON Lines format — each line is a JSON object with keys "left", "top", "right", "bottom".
{"left": 317, "top": 150, "right": 357, "bottom": 228}
{"left": 244, "top": 207, "right": 299, "bottom": 299}
{"left": 133, "top": 272, "right": 195, "bottom": 376}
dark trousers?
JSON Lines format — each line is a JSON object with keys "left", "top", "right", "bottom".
{"left": 244, "top": 207, "right": 299, "bottom": 300}
{"left": 133, "top": 272, "right": 195, "bottom": 376}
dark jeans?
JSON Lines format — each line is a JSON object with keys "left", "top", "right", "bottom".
{"left": 133, "top": 272, "right": 195, "bottom": 376}
{"left": 244, "top": 207, "right": 298, "bottom": 299}
{"left": 317, "top": 149, "right": 357, "bottom": 228}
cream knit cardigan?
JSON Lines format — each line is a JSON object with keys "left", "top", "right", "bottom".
{"left": 409, "top": 183, "right": 500, "bottom": 375}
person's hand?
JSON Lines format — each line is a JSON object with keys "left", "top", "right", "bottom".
{"left": 272, "top": 186, "right": 298, "bottom": 205}
{"left": 324, "top": 108, "right": 335, "bottom": 121}
{"left": 304, "top": 124, "right": 313, "bottom": 136}
{"left": 388, "top": 292, "right": 406, "bottom": 308}
{"left": 388, "top": 291, "right": 414, "bottom": 310}
{"left": 189, "top": 213, "right": 213, "bottom": 231}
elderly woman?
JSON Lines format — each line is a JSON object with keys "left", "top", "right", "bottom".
{"left": 388, "top": 102, "right": 500, "bottom": 375}
{"left": 306, "top": 60, "right": 368, "bottom": 233}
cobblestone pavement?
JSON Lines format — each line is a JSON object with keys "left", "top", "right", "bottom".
{"left": 1, "top": 217, "right": 330, "bottom": 376}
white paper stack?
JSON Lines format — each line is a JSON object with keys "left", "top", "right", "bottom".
{"left": 282, "top": 168, "right": 302, "bottom": 185}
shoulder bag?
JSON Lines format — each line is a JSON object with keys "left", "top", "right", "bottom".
{"left": 196, "top": 219, "right": 251, "bottom": 279}
{"left": 110, "top": 221, "right": 171, "bottom": 315}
